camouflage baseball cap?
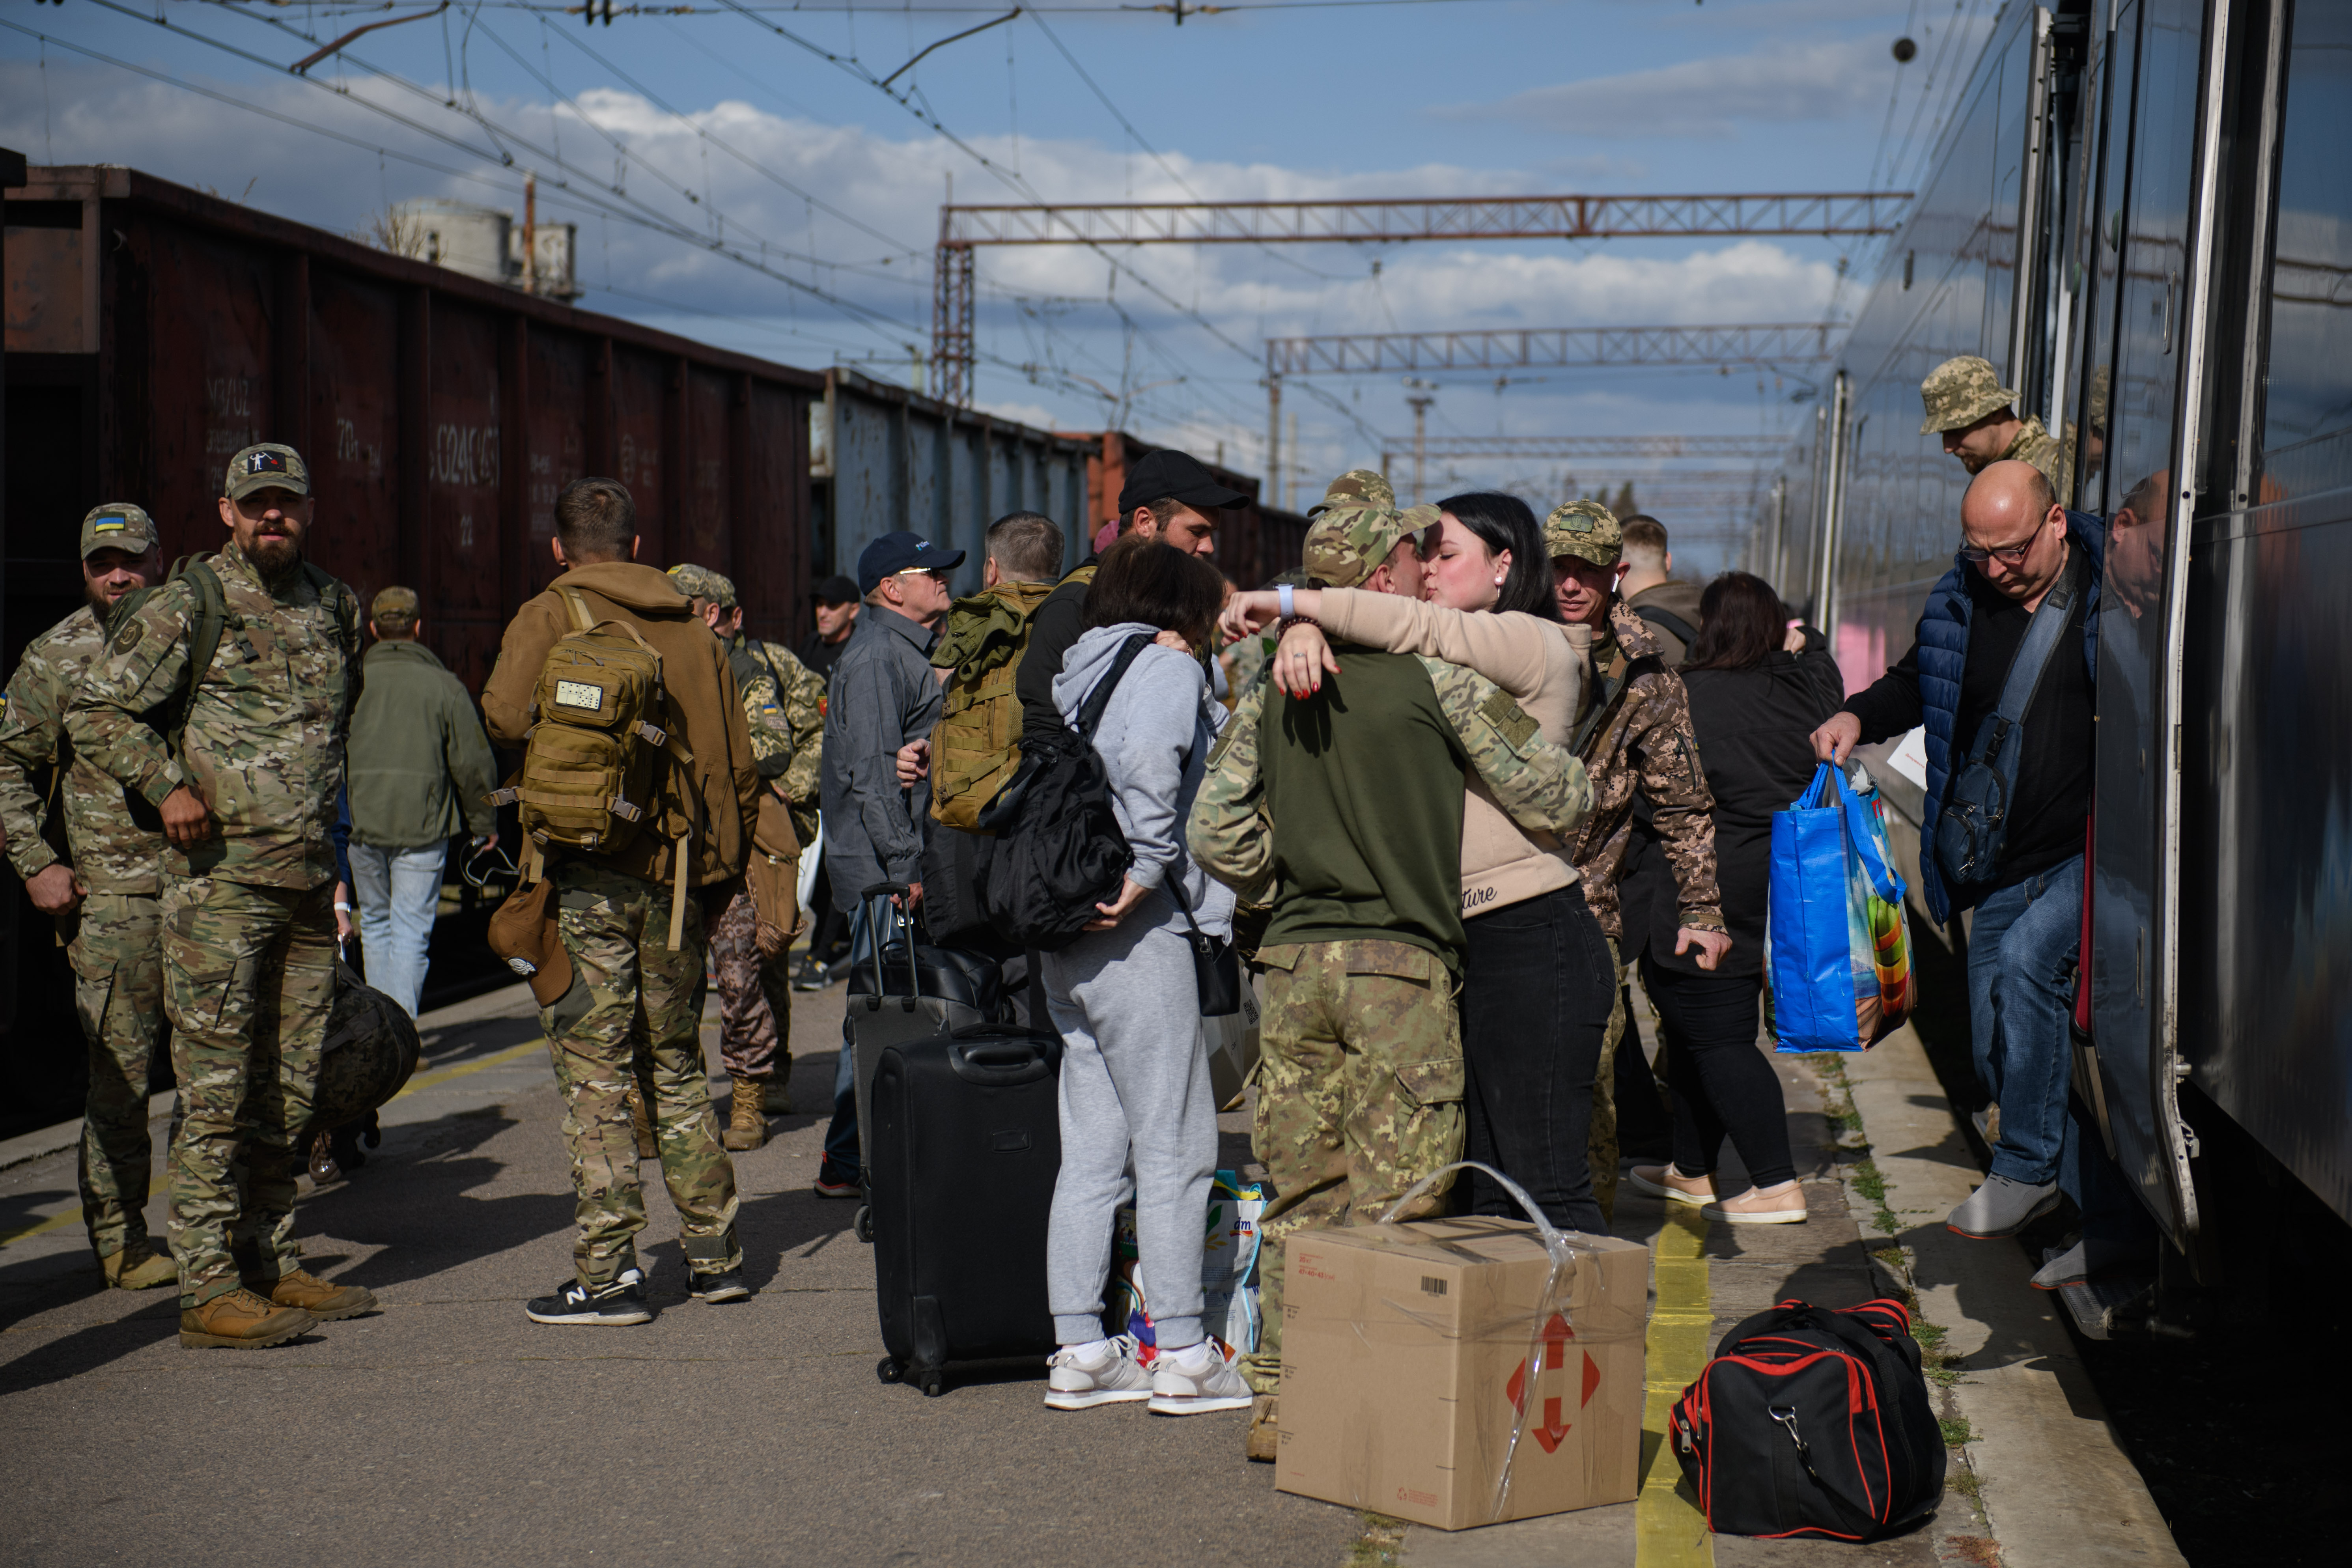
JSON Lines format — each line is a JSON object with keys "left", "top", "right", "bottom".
{"left": 370, "top": 586, "right": 421, "bottom": 626}
{"left": 1544, "top": 499, "right": 1622, "bottom": 568}
{"left": 667, "top": 563, "right": 737, "bottom": 608}
{"left": 223, "top": 443, "right": 310, "bottom": 501}
{"left": 80, "top": 503, "right": 159, "bottom": 560}
{"left": 1918, "top": 355, "right": 2020, "bottom": 435}
{"left": 1301, "top": 502, "right": 1438, "bottom": 589}
{"left": 1306, "top": 468, "right": 1396, "bottom": 519}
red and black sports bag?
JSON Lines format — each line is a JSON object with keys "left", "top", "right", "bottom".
{"left": 1668, "top": 1297, "right": 1944, "bottom": 1540}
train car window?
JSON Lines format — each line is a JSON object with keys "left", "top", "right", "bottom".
{"left": 2076, "top": 3, "right": 2144, "bottom": 514}
{"left": 2259, "top": 0, "right": 2352, "bottom": 499}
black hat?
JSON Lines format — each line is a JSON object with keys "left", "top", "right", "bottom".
{"left": 1116, "top": 449, "right": 1248, "bottom": 518}
{"left": 810, "top": 574, "right": 861, "bottom": 605}
{"left": 855, "top": 532, "right": 967, "bottom": 596}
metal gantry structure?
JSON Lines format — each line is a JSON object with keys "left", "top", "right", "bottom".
{"left": 929, "top": 190, "right": 1909, "bottom": 409}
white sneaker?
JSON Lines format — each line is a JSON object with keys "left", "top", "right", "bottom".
{"left": 1147, "top": 1341, "right": 1253, "bottom": 1415}
{"left": 1044, "top": 1335, "right": 1153, "bottom": 1410}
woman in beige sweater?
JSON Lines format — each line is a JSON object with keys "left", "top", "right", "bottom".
{"left": 1222, "top": 493, "right": 1616, "bottom": 1234}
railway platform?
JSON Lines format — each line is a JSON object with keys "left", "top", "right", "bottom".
{"left": 0, "top": 972, "right": 2184, "bottom": 1567}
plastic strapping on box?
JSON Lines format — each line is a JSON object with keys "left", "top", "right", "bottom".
{"left": 1376, "top": 1159, "right": 1613, "bottom": 1525}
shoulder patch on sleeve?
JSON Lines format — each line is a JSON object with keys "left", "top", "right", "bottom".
{"left": 1477, "top": 685, "right": 1541, "bottom": 750}
{"left": 111, "top": 619, "right": 146, "bottom": 655}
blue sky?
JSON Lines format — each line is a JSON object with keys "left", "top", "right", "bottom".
{"left": 2, "top": 0, "right": 2005, "bottom": 558}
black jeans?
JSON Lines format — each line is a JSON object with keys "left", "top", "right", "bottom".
{"left": 1462, "top": 883, "right": 1617, "bottom": 1234}
{"left": 1639, "top": 960, "right": 1796, "bottom": 1190}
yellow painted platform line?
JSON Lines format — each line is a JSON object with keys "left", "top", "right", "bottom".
{"left": 1638, "top": 1204, "right": 1714, "bottom": 1568}
{"left": 0, "top": 1205, "right": 87, "bottom": 1250}
{"left": 391, "top": 1036, "right": 548, "bottom": 1100}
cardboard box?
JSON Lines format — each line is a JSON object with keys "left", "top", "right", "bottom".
{"left": 1276, "top": 1217, "right": 1650, "bottom": 1531}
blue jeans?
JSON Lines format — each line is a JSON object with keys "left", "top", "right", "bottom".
{"left": 1966, "top": 855, "right": 2081, "bottom": 1187}
{"left": 349, "top": 841, "right": 447, "bottom": 1017}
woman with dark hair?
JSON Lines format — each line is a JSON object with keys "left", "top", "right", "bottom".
{"left": 1217, "top": 492, "right": 1617, "bottom": 1233}
{"left": 1037, "top": 534, "right": 1249, "bottom": 1415}
{"left": 1620, "top": 571, "right": 1844, "bottom": 1223}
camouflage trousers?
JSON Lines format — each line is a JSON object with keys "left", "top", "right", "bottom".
{"left": 709, "top": 883, "right": 788, "bottom": 1085}
{"left": 544, "top": 859, "right": 740, "bottom": 1288}
{"left": 1589, "top": 937, "right": 1627, "bottom": 1226}
{"left": 161, "top": 875, "right": 336, "bottom": 1308}
{"left": 68, "top": 892, "right": 166, "bottom": 1262}
{"left": 1242, "top": 939, "right": 1465, "bottom": 1395}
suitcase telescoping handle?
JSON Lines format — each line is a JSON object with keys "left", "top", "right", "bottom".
{"left": 857, "top": 882, "right": 922, "bottom": 1007}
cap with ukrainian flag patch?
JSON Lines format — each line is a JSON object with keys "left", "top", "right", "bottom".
{"left": 224, "top": 442, "right": 311, "bottom": 502}
{"left": 80, "top": 503, "right": 160, "bottom": 561}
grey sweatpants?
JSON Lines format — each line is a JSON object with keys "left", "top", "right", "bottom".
{"left": 1041, "top": 896, "right": 1219, "bottom": 1350}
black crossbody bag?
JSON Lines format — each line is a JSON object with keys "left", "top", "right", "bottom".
{"left": 1934, "top": 550, "right": 2082, "bottom": 887}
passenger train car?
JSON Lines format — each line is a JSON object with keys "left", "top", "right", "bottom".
{"left": 1752, "top": 0, "right": 2352, "bottom": 1318}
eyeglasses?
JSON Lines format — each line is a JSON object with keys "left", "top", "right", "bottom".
{"left": 1956, "top": 534, "right": 2040, "bottom": 566}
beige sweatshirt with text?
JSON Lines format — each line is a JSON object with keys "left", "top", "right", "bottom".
{"left": 1316, "top": 590, "right": 1592, "bottom": 918}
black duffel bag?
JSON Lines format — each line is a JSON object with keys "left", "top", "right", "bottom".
{"left": 1669, "top": 1297, "right": 1944, "bottom": 1541}
{"left": 976, "top": 633, "right": 1150, "bottom": 952}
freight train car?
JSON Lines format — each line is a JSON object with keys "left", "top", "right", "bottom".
{"left": 1755, "top": 0, "right": 2352, "bottom": 1332}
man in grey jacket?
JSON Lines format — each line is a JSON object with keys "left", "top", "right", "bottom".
{"left": 345, "top": 586, "right": 498, "bottom": 1016}
{"left": 814, "top": 530, "right": 963, "bottom": 1195}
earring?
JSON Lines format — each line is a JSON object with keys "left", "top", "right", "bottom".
{"left": 1493, "top": 575, "right": 1505, "bottom": 586}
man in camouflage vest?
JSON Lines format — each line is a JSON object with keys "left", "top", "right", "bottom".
{"left": 1920, "top": 354, "right": 2072, "bottom": 497}
{"left": 1188, "top": 498, "right": 1594, "bottom": 1463}
{"left": 69, "top": 444, "right": 377, "bottom": 1349}
{"left": 1546, "top": 499, "right": 1727, "bottom": 1225}
{"left": 669, "top": 562, "right": 824, "bottom": 1151}
{"left": 0, "top": 505, "right": 177, "bottom": 1292}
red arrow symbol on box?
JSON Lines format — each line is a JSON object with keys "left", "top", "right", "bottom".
{"left": 1532, "top": 1395, "right": 1570, "bottom": 1453}
{"left": 1506, "top": 1312, "right": 1580, "bottom": 1449}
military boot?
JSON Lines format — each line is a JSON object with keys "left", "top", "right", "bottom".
{"left": 262, "top": 1269, "right": 378, "bottom": 1322}
{"left": 627, "top": 1081, "right": 657, "bottom": 1160}
{"left": 1245, "top": 1393, "right": 1280, "bottom": 1462}
{"left": 722, "top": 1086, "right": 767, "bottom": 1152}
{"left": 180, "top": 1288, "right": 316, "bottom": 1350}
{"left": 101, "top": 1243, "right": 179, "bottom": 1292}
{"left": 762, "top": 1078, "right": 793, "bottom": 1116}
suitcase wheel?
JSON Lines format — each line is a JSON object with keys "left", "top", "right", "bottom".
{"left": 853, "top": 1204, "right": 874, "bottom": 1244}
{"left": 876, "top": 1356, "right": 902, "bottom": 1385}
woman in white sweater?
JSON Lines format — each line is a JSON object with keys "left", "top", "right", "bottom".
{"left": 1222, "top": 493, "right": 1613, "bottom": 1232}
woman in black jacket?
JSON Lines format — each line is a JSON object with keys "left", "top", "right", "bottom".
{"left": 1619, "top": 572, "right": 1845, "bottom": 1223}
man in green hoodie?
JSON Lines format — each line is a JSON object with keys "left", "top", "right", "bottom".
{"left": 345, "top": 586, "right": 499, "bottom": 1018}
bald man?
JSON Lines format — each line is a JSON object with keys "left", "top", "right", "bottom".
{"left": 1811, "top": 461, "right": 2134, "bottom": 1279}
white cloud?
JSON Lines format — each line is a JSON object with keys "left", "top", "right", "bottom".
{"left": 1439, "top": 38, "right": 1894, "bottom": 140}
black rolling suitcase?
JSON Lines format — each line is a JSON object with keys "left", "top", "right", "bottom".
{"left": 868, "top": 1024, "right": 1062, "bottom": 1396}
{"left": 844, "top": 883, "right": 1005, "bottom": 1188}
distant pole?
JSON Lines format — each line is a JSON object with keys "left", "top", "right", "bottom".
{"left": 1285, "top": 409, "right": 1300, "bottom": 511}
{"left": 1407, "top": 395, "right": 1434, "bottom": 504}
{"left": 1266, "top": 371, "right": 1282, "bottom": 507}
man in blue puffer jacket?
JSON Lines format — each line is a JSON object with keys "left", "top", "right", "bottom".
{"left": 1813, "top": 461, "right": 2137, "bottom": 1279}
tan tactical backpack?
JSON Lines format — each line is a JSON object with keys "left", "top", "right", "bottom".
{"left": 929, "top": 574, "right": 1071, "bottom": 832}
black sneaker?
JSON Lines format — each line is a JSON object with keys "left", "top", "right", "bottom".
{"left": 691, "top": 1267, "right": 753, "bottom": 1304}
{"left": 525, "top": 1269, "right": 651, "bottom": 1326}
{"left": 789, "top": 956, "right": 831, "bottom": 993}
{"left": 813, "top": 1161, "right": 861, "bottom": 1199}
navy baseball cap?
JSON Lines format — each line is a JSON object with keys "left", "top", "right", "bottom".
{"left": 855, "top": 532, "right": 965, "bottom": 595}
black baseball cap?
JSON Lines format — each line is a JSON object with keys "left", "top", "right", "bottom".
{"left": 810, "top": 574, "right": 861, "bottom": 605}
{"left": 1116, "top": 449, "right": 1248, "bottom": 518}
{"left": 855, "top": 532, "right": 966, "bottom": 595}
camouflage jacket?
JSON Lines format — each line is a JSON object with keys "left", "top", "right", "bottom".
{"left": 1187, "top": 656, "right": 1593, "bottom": 909}
{"left": 730, "top": 635, "right": 825, "bottom": 842}
{"left": 1568, "top": 601, "right": 1723, "bottom": 943}
{"left": 2003, "top": 415, "right": 2071, "bottom": 499}
{"left": 0, "top": 604, "right": 168, "bottom": 894}
{"left": 67, "top": 544, "right": 360, "bottom": 889}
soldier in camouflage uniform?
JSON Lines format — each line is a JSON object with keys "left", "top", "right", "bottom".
{"left": 0, "top": 506, "right": 177, "bottom": 1291}
{"left": 1546, "top": 500, "right": 1727, "bottom": 1224}
{"left": 669, "top": 563, "right": 823, "bottom": 1150}
{"left": 68, "top": 445, "right": 378, "bottom": 1349}
{"left": 1920, "top": 354, "right": 2072, "bottom": 497}
{"left": 1188, "top": 498, "right": 1594, "bottom": 1461}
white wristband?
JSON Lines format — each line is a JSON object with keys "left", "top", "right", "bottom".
{"left": 1277, "top": 583, "right": 1295, "bottom": 620}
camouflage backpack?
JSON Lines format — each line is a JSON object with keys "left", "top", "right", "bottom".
{"left": 928, "top": 575, "right": 1067, "bottom": 832}
{"left": 493, "top": 588, "right": 691, "bottom": 858}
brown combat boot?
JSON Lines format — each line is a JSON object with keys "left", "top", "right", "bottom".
{"left": 263, "top": 1269, "right": 378, "bottom": 1321}
{"left": 627, "top": 1082, "right": 657, "bottom": 1159}
{"left": 102, "top": 1243, "right": 179, "bottom": 1291}
{"left": 722, "top": 1085, "right": 767, "bottom": 1152}
{"left": 180, "top": 1288, "right": 316, "bottom": 1350}
{"left": 1245, "top": 1393, "right": 1280, "bottom": 1462}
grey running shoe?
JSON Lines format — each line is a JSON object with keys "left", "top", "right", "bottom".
{"left": 1946, "top": 1174, "right": 2060, "bottom": 1239}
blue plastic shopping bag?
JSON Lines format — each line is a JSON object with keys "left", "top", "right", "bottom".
{"left": 1767, "top": 763, "right": 1914, "bottom": 1051}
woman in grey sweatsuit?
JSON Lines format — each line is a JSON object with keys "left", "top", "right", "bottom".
{"left": 1039, "top": 538, "right": 1242, "bottom": 1412}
